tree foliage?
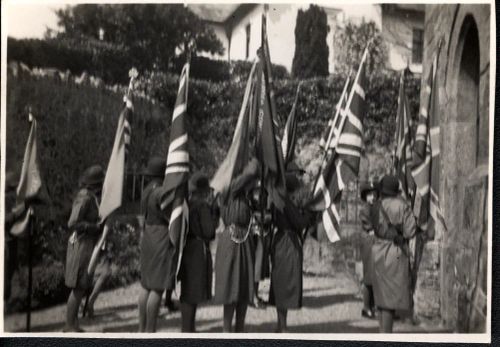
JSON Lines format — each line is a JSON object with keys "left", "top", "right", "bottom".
{"left": 333, "top": 21, "right": 387, "bottom": 76}
{"left": 53, "top": 4, "right": 224, "bottom": 72}
{"left": 291, "top": 5, "right": 330, "bottom": 78}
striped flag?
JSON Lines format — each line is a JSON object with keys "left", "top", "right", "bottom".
{"left": 319, "top": 74, "right": 352, "bottom": 150}
{"left": 162, "top": 63, "right": 190, "bottom": 275}
{"left": 253, "top": 13, "right": 287, "bottom": 210}
{"left": 394, "top": 71, "right": 416, "bottom": 202}
{"left": 98, "top": 97, "right": 132, "bottom": 221}
{"left": 308, "top": 48, "right": 368, "bottom": 243}
{"left": 411, "top": 56, "right": 446, "bottom": 239}
{"left": 281, "top": 83, "right": 301, "bottom": 164}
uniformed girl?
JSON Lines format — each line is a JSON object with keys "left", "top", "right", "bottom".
{"left": 359, "top": 181, "right": 378, "bottom": 319}
{"left": 64, "top": 165, "right": 104, "bottom": 332}
{"left": 214, "top": 158, "right": 259, "bottom": 332}
{"left": 137, "top": 156, "right": 177, "bottom": 332}
{"left": 371, "top": 175, "right": 417, "bottom": 333}
{"left": 268, "top": 172, "right": 313, "bottom": 333}
{"left": 178, "top": 172, "right": 218, "bottom": 332}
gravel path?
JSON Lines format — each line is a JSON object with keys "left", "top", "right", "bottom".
{"left": 4, "top": 270, "right": 449, "bottom": 334}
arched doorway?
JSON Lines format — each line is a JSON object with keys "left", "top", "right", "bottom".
{"left": 456, "top": 16, "right": 483, "bottom": 167}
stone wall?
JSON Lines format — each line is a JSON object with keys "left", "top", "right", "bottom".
{"left": 416, "top": 4, "right": 490, "bottom": 332}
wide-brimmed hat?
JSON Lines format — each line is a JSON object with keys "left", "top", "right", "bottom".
{"left": 189, "top": 172, "right": 210, "bottom": 194}
{"left": 360, "top": 181, "right": 377, "bottom": 201}
{"left": 143, "top": 156, "right": 166, "bottom": 178}
{"left": 80, "top": 165, "right": 105, "bottom": 187}
{"left": 378, "top": 175, "right": 399, "bottom": 197}
{"left": 5, "top": 171, "right": 18, "bottom": 191}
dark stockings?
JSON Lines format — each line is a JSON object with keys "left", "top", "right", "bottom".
{"left": 180, "top": 303, "right": 197, "bottom": 332}
{"left": 379, "top": 308, "right": 395, "bottom": 333}
{"left": 223, "top": 303, "right": 248, "bottom": 332}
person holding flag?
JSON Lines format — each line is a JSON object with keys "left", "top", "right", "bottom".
{"left": 138, "top": 60, "right": 190, "bottom": 332}
{"left": 214, "top": 157, "right": 260, "bottom": 332}
{"left": 137, "top": 156, "right": 176, "bottom": 332}
{"left": 371, "top": 175, "right": 417, "bottom": 333}
{"left": 268, "top": 171, "right": 315, "bottom": 333}
{"left": 177, "top": 172, "right": 219, "bottom": 332}
{"left": 63, "top": 165, "right": 105, "bottom": 332}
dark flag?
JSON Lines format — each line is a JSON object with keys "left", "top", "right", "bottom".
{"left": 308, "top": 48, "right": 368, "bottom": 242}
{"left": 394, "top": 70, "right": 416, "bottom": 202}
{"left": 161, "top": 62, "right": 190, "bottom": 276}
{"left": 281, "top": 83, "right": 301, "bottom": 164}
{"left": 253, "top": 13, "right": 287, "bottom": 210}
{"left": 411, "top": 55, "right": 447, "bottom": 239}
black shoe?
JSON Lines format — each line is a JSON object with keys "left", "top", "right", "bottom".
{"left": 361, "top": 309, "right": 375, "bottom": 319}
{"left": 165, "top": 300, "right": 179, "bottom": 312}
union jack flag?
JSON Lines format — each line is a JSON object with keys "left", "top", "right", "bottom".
{"left": 309, "top": 48, "right": 368, "bottom": 243}
{"left": 162, "top": 63, "right": 190, "bottom": 275}
{"left": 411, "top": 55, "right": 446, "bottom": 239}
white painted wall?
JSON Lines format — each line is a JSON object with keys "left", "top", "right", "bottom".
{"left": 200, "top": 4, "right": 420, "bottom": 74}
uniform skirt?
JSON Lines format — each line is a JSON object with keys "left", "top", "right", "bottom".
{"left": 372, "top": 238, "right": 411, "bottom": 311}
{"left": 360, "top": 232, "right": 375, "bottom": 286}
{"left": 214, "top": 226, "right": 254, "bottom": 305}
{"left": 65, "top": 232, "right": 97, "bottom": 290}
{"left": 269, "top": 230, "right": 303, "bottom": 309}
{"left": 179, "top": 238, "right": 212, "bottom": 304}
{"left": 140, "top": 224, "right": 177, "bottom": 291}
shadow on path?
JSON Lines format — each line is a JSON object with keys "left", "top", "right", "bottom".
{"left": 302, "top": 293, "right": 360, "bottom": 308}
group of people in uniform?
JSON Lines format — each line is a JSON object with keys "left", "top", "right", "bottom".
{"left": 5, "top": 154, "right": 418, "bottom": 334}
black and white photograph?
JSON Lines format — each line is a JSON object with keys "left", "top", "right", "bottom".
{"left": 0, "top": 0, "right": 494, "bottom": 342}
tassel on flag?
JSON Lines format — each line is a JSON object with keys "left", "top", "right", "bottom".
{"left": 308, "top": 47, "right": 369, "bottom": 243}
{"left": 411, "top": 56, "right": 447, "bottom": 239}
{"left": 282, "top": 82, "right": 301, "bottom": 165}
{"left": 253, "top": 13, "right": 287, "bottom": 210}
{"left": 161, "top": 62, "right": 190, "bottom": 277}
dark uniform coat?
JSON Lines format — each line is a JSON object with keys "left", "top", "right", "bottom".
{"left": 140, "top": 179, "right": 177, "bottom": 291}
{"left": 178, "top": 198, "right": 217, "bottom": 304}
{"left": 214, "top": 166, "right": 256, "bottom": 305}
{"left": 359, "top": 204, "right": 375, "bottom": 286}
{"left": 371, "top": 196, "right": 417, "bottom": 311}
{"left": 269, "top": 198, "right": 312, "bottom": 309}
{"left": 65, "top": 188, "right": 100, "bottom": 290}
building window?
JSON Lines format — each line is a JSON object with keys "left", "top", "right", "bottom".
{"left": 412, "top": 28, "right": 424, "bottom": 64}
{"left": 245, "top": 23, "right": 251, "bottom": 59}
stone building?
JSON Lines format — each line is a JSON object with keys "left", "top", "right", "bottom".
{"left": 414, "top": 3, "right": 491, "bottom": 332}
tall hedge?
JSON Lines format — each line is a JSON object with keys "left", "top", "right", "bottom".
{"left": 291, "top": 5, "right": 330, "bottom": 78}
{"left": 7, "top": 38, "right": 289, "bottom": 84}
